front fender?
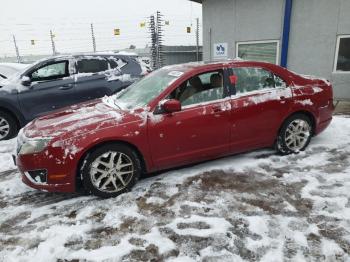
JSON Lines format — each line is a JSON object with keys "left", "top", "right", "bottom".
{"left": 47, "top": 118, "right": 154, "bottom": 189}
{"left": 0, "top": 96, "right": 27, "bottom": 127}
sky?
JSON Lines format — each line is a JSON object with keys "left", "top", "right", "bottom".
{"left": 0, "top": 0, "right": 202, "bottom": 58}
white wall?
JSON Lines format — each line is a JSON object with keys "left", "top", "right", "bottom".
{"left": 201, "top": 0, "right": 350, "bottom": 99}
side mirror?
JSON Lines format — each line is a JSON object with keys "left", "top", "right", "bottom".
{"left": 21, "top": 76, "right": 31, "bottom": 86}
{"left": 162, "top": 99, "right": 181, "bottom": 113}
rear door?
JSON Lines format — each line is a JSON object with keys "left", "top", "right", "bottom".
{"left": 107, "top": 56, "right": 135, "bottom": 93}
{"left": 73, "top": 57, "right": 112, "bottom": 103}
{"left": 18, "top": 59, "right": 76, "bottom": 120}
{"left": 228, "top": 66, "right": 292, "bottom": 151}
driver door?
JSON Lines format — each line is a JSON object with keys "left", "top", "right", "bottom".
{"left": 18, "top": 59, "right": 76, "bottom": 120}
{"left": 147, "top": 69, "right": 232, "bottom": 170}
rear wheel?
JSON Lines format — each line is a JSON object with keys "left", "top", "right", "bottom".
{"left": 276, "top": 114, "right": 313, "bottom": 155}
{"left": 81, "top": 144, "right": 141, "bottom": 198}
{"left": 0, "top": 111, "right": 18, "bottom": 141}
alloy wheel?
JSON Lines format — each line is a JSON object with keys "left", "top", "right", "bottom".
{"left": 284, "top": 119, "right": 311, "bottom": 152}
{"left": 0, "top": 117, "right": 10, "bottom": 140}
{"left": 90, "top": 151, "right": 134, "bottom": 193}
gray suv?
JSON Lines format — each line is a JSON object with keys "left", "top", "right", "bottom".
{"left": 0, "top": 53, "right": 149, "bottom": 140}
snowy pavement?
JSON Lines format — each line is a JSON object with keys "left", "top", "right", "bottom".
{"left": 0, "top": 116, "right": 350, "bottom": 261}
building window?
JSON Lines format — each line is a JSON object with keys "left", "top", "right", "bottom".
{"left": 236, "top": 41, "right": 279, "bottom": 65}
{"left": 334, "top": 36, "right": 350, "bottom": 72}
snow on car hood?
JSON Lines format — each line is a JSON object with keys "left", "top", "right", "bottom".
{"left": 0, "top": 75, "right": 29, "bottom": 93}
{"left": 23, "top": 98, "right": 138, "bottom": 139}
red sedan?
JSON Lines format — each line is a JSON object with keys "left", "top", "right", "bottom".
{"left": 16, "top": 61, "right": 334, "bottom": 197}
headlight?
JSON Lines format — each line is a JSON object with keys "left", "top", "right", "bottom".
{"left": 18, "top": 138, "right": 51, "bottom": 155}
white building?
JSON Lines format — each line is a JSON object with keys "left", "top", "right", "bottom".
{"left": 191, "top": 0, "right": 350, "bottom": 100}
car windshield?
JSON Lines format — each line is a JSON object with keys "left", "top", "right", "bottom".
{"left": 114, "top": 68, "right": 183, "bottom": 110}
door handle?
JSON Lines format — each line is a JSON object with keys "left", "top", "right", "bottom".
{"left": 59, "top": 84, "right": 73, "bottom": 90}
{"left": 279, "top": 96, "right": 287, "bottom": 104}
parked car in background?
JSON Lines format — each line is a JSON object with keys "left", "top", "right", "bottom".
{"left": 16, "top": 60, "right": 334, "bottom": 198}
{"left": 0, "top": 53, "right": 149, "bottom": 140}
{"left": 0, "top": 63, "right": 30, "bottom": 79}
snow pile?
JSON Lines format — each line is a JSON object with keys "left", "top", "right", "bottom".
{"left": 107, "top": 73, "right": 132, "bottom": 82}
{"left": 0, "top": 138, "right": 16, "bottom": 173}
{"left": 295, "top": 99, "right": 313, "bottom": 106}
{"left": 0, "top": 116, "right": 350, "bottom": 261}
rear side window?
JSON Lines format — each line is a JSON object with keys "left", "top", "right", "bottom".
{"left": 77, "top": 59, "right": 109, "bottom": 74}
{"left": 109, "top": 57, "right": 128, "bottom": 70}
{"left": 231, "top": 67, "right": 286, "bottom": 94}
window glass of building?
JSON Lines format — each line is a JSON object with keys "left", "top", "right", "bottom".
{"left": 335, "top": 37, "right": 350, "bottom": 72}
{"left": 237, "top": 41, "right": 278, "bottom": 64}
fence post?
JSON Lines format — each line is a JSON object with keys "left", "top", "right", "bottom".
{"left": 50, "top": 30, "right": 57, "bottom": 56}
{"left": 12, "top": 35, "right": 21, "bottom": 63}
{"left": 196, "top": 18, "right": 199, "bottom": 61}
{"left": 91, "top": 23, "right": 97, "bottom": 52}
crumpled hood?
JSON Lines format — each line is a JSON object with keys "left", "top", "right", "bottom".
{"left": 23, "top": 98, "right": 140, "bottom": 139}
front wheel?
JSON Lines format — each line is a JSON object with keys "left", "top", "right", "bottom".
{"left": 81, "top": 144, "right": 142, "bottom": 198}
{"left": 276, "top": 114, "right": 313, "bottom": 155}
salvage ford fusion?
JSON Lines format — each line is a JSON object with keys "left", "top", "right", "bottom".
{"left": 16, "top": 61, "right": 334, "bottom": 197}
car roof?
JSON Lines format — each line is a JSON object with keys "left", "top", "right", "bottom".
{"left": 160, "top": 59, "right": 285, "bottom": 73}
{"left": 49, "top": 53, "right": 135, "bottom": 59}
{"left": 26, "top": 53, "right": 138, "bottom": 70}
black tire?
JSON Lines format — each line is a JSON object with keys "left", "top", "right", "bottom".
{"left": 276, "top": 114, "right": 313, "bottom": 155}
{"left": 0, "top": 111, "right": 18, "bottom": 141}
{"left": 81, "top": 143, "right": 142, "bottom": 198}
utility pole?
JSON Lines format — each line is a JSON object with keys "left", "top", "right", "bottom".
{"left": 156, "top": 11, "right": 164, "bottom": 69}
{"left": 50, "top": 30, "right": 56, "bottom": 56}
{"left": 91, "top": 23, "right": 96, "bottom": 52}
{"left": 12, "top": 35, "right": 21, "bottom": 63}
{"left": 149, "top": 15, "right": 157, "bottom": 70}
{"left": 196, "top": 18, "right": 200, "bottom": 61}
{"left": 149, "top": 11, "right": 165, "bottom": 70}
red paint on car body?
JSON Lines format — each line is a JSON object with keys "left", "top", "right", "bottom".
{"left": 16, "top": 61, "right": 334, "bottom": 192}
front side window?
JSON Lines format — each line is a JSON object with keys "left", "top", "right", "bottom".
{"left": 169, "top": 70, "right": 225, "bottom": 107}
{"left": 334, "top": 36, "right": 350, "bottom": 72}
{"left": 236, "top": 41, "right": 279, "bottom": 64}
{"left": 232, "top": 67, "right": 286, "bottom": 94}
{"left": 30, "top": 61, "right": 68, "bottom": 82}
{"left": 77, "top": 58, "right": 109, "bottom": 74}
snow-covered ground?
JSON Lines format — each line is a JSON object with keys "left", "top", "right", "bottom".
{"left": 0, "top": 116, "right": 350, "bottom": 261}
